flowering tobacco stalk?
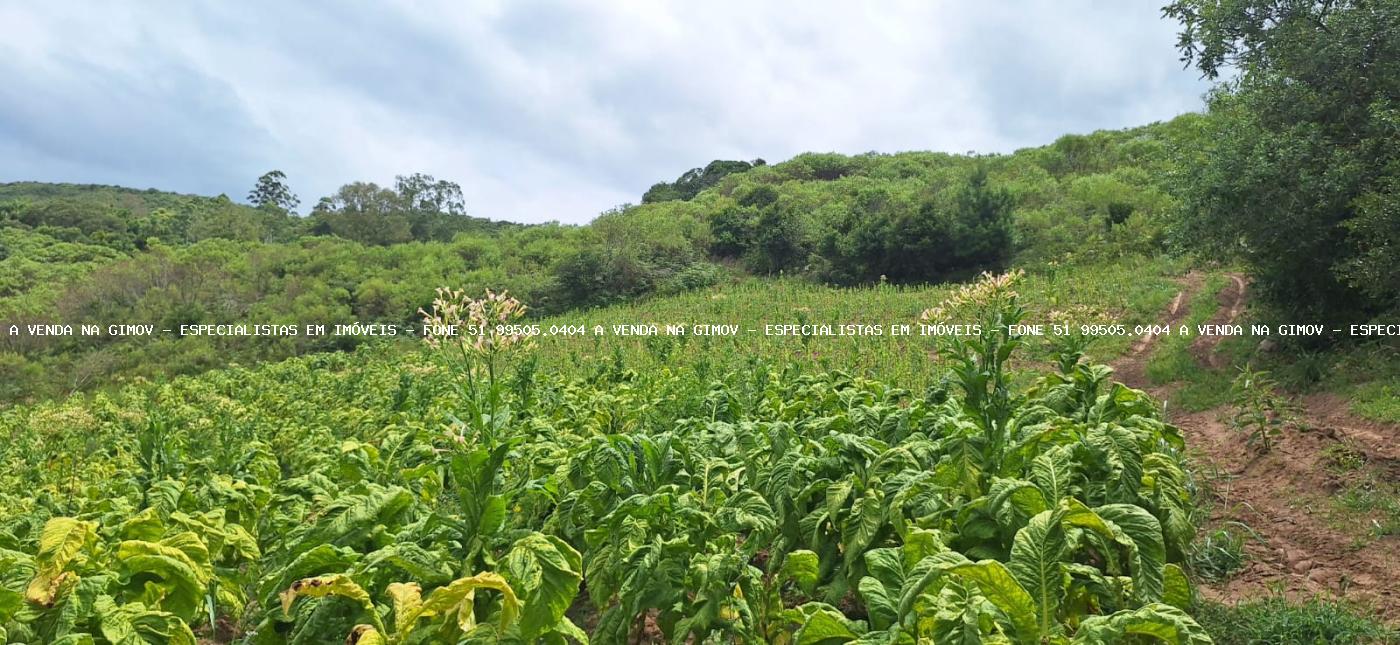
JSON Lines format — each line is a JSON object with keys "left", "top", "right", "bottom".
{"left": 420, "top": 288, "right": 534, "bottom": 447}
{"left": 919, "top": 268, "right": 1025, "bottom": 325}
{"left": 923, "top": 270, "right": 1027, "bottom": 488}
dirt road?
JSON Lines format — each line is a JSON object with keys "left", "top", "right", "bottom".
{"left": 1112, "top": 272, "right": 1400, "bottom": 620}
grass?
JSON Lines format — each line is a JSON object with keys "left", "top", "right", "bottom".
{"left": 1322, "top": 442, "right": 1400, "bottom": 540}
{"left": 1130, "top": 266, "right": 1398, "bottom": 424}
{"left": 519, "top": 254, "right": 1187, "bottom": 389}
{"left": 1268, "top": 338, "right": 1400, "bottom": 424}
{"left": 1142, "top": 273, "right": 1241, "bottom": 411}
{"left": 1189, "top": 524, "right": 1252, "bottom": 582}
{"left": 1192, "top": 526, "right": 1248, "bottom": 582}
{"left": 1351, "top": 382, "right": 1400, "bottom": 424}
{"left": 1196, "top": 595, "right": 1398, "bottom": 644}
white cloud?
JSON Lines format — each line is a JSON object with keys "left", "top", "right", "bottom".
{"left": 0, "top": 1, "right": 1208, "bottom": 223}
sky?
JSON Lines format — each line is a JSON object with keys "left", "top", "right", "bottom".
{"left": 0, "top": 1, "right": 1211, "bottom": 225}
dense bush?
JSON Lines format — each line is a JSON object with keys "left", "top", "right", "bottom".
{"left": 818, "top": 166, "right": 1013, "bottom": 284}
{"left": 1166, "top": 0, "right": 1400, "bottom": 327}
{"left": 642, "top": 158, "right": 762, "bottom": 203}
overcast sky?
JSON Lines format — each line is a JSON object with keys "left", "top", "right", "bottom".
{"left": 0, "top": 1, "right": 1210, "bottom": 224}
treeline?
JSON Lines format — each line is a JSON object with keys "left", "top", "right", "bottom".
{"left": 0, "top": 119, "right": 1193, "bottom": 401}
{"left": 0, "top": 173, "right": 512, "bottom": 252}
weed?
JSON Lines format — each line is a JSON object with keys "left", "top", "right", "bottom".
{"left": 1195, "top": 594, "right": 1398, "bottom": 645}
{"left": 1228, "top": 365, "right": 1298, "bottom": 454}
{"left": 1190, "top": 523, "right": 1257, "bottom": 582}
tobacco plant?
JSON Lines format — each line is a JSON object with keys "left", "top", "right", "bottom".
{"left": 0, "top": 283, "right": 1211, "bottom": 643}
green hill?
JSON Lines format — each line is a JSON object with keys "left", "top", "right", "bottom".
{"left": 0, "top": 116, "right": 1207, "bottom": 403}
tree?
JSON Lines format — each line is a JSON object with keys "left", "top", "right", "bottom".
{"left": 817, "top": 167, "right": 1012, "bottom": 284}
{"left": 642, "top": 160, "right": 757, "bottom": 203}
{"left": 247, "top": 170, "right": 301, "bottom": 214}
{"left": 1165, "top": 0, "right": 1400, "bottom": 323}
{"left": 394, "top": 173, "right": 465, "bottom": 216}
{"left": 310, "top": 182, "right": 410, "bottom": 245}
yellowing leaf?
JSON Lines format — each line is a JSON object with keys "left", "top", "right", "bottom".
{"left": 411, "top": 572, "right": 520, "bottom": 636}
{"left": 346, "top": 624, "right": 388, "bottom": 645}
{"left": 386, "top": 582, "right": 423, "bottom": 635}
{"left": 279, "top": 574, "right": 374, "bottom": 617}
{"left": 1163, "top": 564, "right": 1192, "bottom": 610}
{"left": 946, "top": 560, "right": 1039, "bottom": 642}
{"left": 24, "top": 570, "right": 75, "bottom": 608}
{"left": 33, "top": 517, "right": 93, "bottom": 574}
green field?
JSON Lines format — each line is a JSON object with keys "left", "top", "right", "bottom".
{"left": 1, "top": 276, "right": 1221, "bottom": 643}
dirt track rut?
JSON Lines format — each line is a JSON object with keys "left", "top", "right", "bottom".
{"left": 1112, "top": 272, "right": 1400, "bottom": 620}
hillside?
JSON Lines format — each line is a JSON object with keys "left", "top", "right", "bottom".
{"left": 0, "top": 116, "right": 1202, "bottom": 404}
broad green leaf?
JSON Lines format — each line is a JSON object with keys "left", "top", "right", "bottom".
{"left": 221, "top": 523, "right": 262, "bottom": 561}
{"left": 145, "top": 480, "right": 186, "bottom": 516}
{"left": 945, "top": 560, "right": 1038, "bottom": 642}
{"left": 1095, "top": 504, "right": 1166, "bottom": 603}
{"left": 502, "top": 533, "right": 583, "bottom": 641}
{"left": 1088, "top": 425, "right": 1143, "bottom": 502}
{"left": 116, "top": 539, "right": 212, "bottom": 619}
{"left": 1008, "top": 509, "right": 1065, "bottom": 637}
{"left": 721, "top": 488, "right": 778, "bottom": 537}
{"left": 1162, "top": 564, "right": 1192, "bottom": 610}
{"left": 843, "top": 492, "right": 886, "bottom": 570}
{"left": 117, "top": 508, "right": 166, "bottom": 542}
{"left": 783, "top": 550, "right": 821, "bottom": 595}
{"left": 826, "top": 479, "right": 853, "bottom": 519}
{"left": 50, "top": 573, "right": 100, "bottom": 638}
{"left": 1059, "top": 499, "right": 1114, "bottom": 542}
{"left": 901, "top": 527, "right": 944, "bottom": 565}
{"left": 897, "top": 551, "right": 971, "bottom": 617}
{"left": 552, "top": 615, "right": 590, "bottom": 644}
{"left": 480, "top": 495, "right": 508, "bottom": 537}
{"left": 451, "top": 447, "right": 510, "bottom": 544}
{"left": 0, "top": 587, "right": 21, "bottom": 622}
{"left": 857, "top": 576, "right": 897, "bottom": 631}
{"left": 1030, "top": 447, "right": 1074, "bottom": 503}
{"left": 862, "top": 547, "right": 904, "bottom": 590}
{"left": 929, "top": 580, "right": 988, "bottom": 645}
{"left": 358, "top": 543, "right": 453, "bottom": 586}
{"left": 94, "top": 595, "right": 141, "bottom": 645}
{"left": 1072, "top": 603, "right": 1212, "bottom": 644}
{"left": 257, "top": 544, "right": 360, "bottom": 608}
{"left": 987, "top": 478, "right": 1048, "bottom": 526}
{"left": 410, "top": 572, "right": 521, "bottom": 637}
{"left": 794, "top": 605, "right": 864, "bottom": 644}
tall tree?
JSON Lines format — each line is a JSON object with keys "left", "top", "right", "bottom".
{"left": 394, "top": 173, "right": 466, "bottom": 216}
{"left": 247, "top": 170, "right": 301, "bottom": 214}
{"left": 1165, "top": 0, "right": 1400, "bottom": 323}
{"left": 309, "top": 182, "right": 411, "bottom": 245}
